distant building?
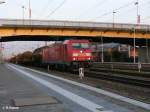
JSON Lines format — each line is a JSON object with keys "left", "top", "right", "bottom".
{"left": 91, "top": 43, "right": 138, "bottom": 62}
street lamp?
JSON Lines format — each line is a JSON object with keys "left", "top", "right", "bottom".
{"left": 135, "top": 0, "right": 140, "bottom": 24}
{"left": 22, "top": 6, "right": 25, "bottom": 24}
{"left": 113, "top": 10, "right": 116, "bottom": 28}
{"left": 0, "top": 1, "right": 5, "bottom": 4}
{"left": 133, "top": 0, "right": 140, "bottom": 63}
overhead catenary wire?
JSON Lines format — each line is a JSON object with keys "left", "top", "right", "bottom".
{"left": 46, "top": 0, "right": 67, "bottom": 18}
{"left": 36, "top": 0, "right": 54, "bottom": 19}
{"left": 115, "top": 0, "right": 150, "bottom": 24}
{"left": 90, "top": 0, "right": 137, "bottom": 21}
{"left": 120, "top": 0, "right": 150, "bottom": 16}
{"left": 91, "top": 0, "right": 150, "bottom": 22}
{"left": 77, "top": 0, "right": 110, "bottom": 19}
{"left": 9, "top": 0, "right": 150, "bottom": 24}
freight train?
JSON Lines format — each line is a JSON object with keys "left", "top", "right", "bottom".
{"left": 32, "top": 40, "right": 92, "bottom": 70}
{"left": 10, "top": 40, "right": 92, "bottom": 70}
{"left": 9, "top": 40, "right": 139, "bottom": 70}
{"left": 9, "top": 51, "right": 33, "bottom": 65}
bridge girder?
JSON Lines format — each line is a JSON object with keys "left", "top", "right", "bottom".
{"left": 0, "top": 27, "right": 150, "bottom": 39}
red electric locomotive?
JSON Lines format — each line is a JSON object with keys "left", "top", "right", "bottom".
{"left": 36, "top": 40, "right": 92, "bottom": 70}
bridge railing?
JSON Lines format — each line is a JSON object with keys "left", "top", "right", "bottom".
{"left": 0, "top": 19, "right": 150, "bottom": 31}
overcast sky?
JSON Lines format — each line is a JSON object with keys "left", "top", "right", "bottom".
{"left": 0, "top": 0, "right": 149, "bottom": 58}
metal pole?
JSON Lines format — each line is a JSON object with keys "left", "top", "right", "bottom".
{"left": 133, "top": 0, "right": 139, "bottom": 63}
{"left": 101, "top": 36, "right": 104, "bottom": 63}
{"left": 128, "top": 45, "right": 131, "bottom": 58}
{"left": 136, "top": 0, "right": 139, "bottom": 24}
{"left": 29, "top": 0, "right": 31, "bottom": 19}
{"left": 113, "top": 10, "right": 116, "bottom": 28}
{"left": 146, "top": 39, "right": 149, "bottom": 62}
{"left": 133, "top": 27, "right": 136, "bottom": 63}
{"left": 22, "top": 6, "right": 25, "bottom": 25}
{"left": 29, "top": 0, "right": 31, "bottom": 25}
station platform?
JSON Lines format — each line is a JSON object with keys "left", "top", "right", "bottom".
{"left": 0, "top": 63, "right": 71, "bottom": 112}
{"left": 0, "top": 63, "right": 149, "bottom": 112}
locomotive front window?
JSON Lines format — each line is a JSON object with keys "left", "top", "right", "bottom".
{"left": 72, "top": 43, "right": 80, "bottom": 49}
{"left": 81, "top": 43, "right": 89, "bottom": 49}
{"left": 72, "top": 43, "right": 89, "bottom": 49}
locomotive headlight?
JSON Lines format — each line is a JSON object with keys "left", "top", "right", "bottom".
{"left": 73, "top": 53, "right": 78, "bottom": 56}
{"left": 86, "top": 53, "right": 91, "bottom": 56}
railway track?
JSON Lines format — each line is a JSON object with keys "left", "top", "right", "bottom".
{"left": 21, "top": 63, "right": 150, "bottom": 89}
{"left": 90, "top": 68, "right": 150, "bottom": 78}
{"left": 85, "top": 68, "right": 150, "bottom": 88}
{"left": 92, "top": 62, "right": 150, "bottom": 72}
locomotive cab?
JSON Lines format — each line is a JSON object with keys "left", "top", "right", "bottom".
{"left": 37, "top": 39, "right": 93, "bottom": 70}
{"left": 64, "top": 40, "right": 93, "bottom": 68}
{"left": 71, "top": 42, "right": 92, "bottom": 61}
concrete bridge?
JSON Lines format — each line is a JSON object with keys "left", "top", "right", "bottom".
{"left": 0, "top": 19, "right": 150, "bottom": 45}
